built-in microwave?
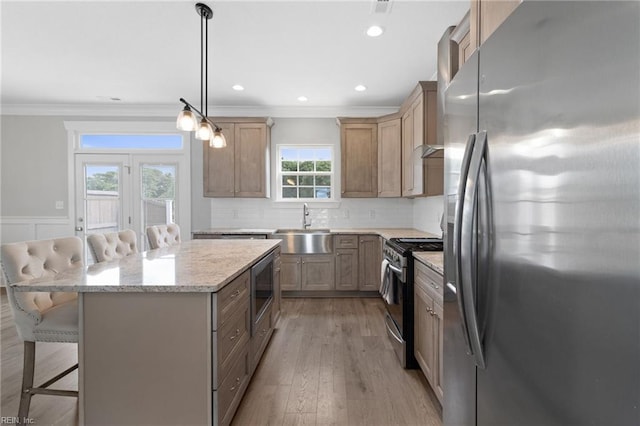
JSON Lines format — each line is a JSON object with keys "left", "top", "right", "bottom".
{"left": 250, "top": 250, "right": 274, "bottom": 336}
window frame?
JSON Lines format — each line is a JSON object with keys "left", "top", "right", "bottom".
{"left": 275, "top": 144, "right": 335, "bottom": 202}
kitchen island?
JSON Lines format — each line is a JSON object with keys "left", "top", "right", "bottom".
{"left": 11, "top": 239, "right": 281, "bottom": 426}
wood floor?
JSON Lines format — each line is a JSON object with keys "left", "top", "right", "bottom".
{"left": 1, "top": 295, "right": 441, "bottom": 425}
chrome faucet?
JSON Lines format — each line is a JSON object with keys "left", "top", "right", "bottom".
{"left": 302, "top": 203, "right": 311, "bottom": 229}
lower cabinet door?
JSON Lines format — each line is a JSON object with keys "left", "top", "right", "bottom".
{"left": 301, "top": 255, "right": 335, "bottom": 290}
{"left": 280, "top": 255, "right": 301, "bottom": 290}
{"left": 335, "top": 248, "right": 359, "bottom": 290}
{"left": 214, "top": 346, "right": 250, "bottom": 426}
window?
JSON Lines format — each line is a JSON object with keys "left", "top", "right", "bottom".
{"left": 277, "top": 146, "right": 333, "bottom": 200}
{"left": 80, "top": 134, "right": 183, "bottom": 150}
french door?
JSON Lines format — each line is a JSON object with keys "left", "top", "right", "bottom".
{"left": 75, "top": 153, "right": 188, "bottom": 259}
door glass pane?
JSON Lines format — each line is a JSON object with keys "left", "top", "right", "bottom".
{"left": 141, "top": 164, "right": 176, "bottom": 229}
{"left": 81, "top": 134, "right": 183, "bottom": 150}
{"left": 85, "top": 165, "right": 121, "bottom": 235}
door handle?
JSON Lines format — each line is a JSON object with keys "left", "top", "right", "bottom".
{"left": 454, "top": 133, "right": 476, "bottom": 358}
{"left": 460, "top": 130, "right": 488, "bottom": 369}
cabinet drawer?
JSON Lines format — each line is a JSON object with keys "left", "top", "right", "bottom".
{"left": 414, "top": 261, "right": 443, "bottom": 305}
{"left": 251, "top": 303, "right": 273, "bottom": 367}
{"left": 334, "top": 235, "right": 358, "bottom": 249}
{"left": 214, "top": 300, "right": 249, "bottom": 387}
{"left": 216, "top": 270, "right": 250, "bottom": 328}
{"left": 214, "top": 347, "right": 250, "bottom": 426}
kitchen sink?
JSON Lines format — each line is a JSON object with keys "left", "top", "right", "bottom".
{"left": 270, "top": 229, "right": 333, "bottom": 254}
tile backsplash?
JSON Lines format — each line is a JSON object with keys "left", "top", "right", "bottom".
{"left": 209, "top": 198, "right": 415, "bottom": 229}
{"left": 208, "top": 195, "right": 444, "bottom": 234}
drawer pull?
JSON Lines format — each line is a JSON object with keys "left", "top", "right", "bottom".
{"left": 230, "top": 289, "right": 241, "bottom": 299}
{"left": 229, "top": 377, "right": 241, "bottom": 392}
{"left": 229, "top": 328, "right": 240, "bottom": 341}
{"left": 260, "top": 328, "right": 268, "bottom": 337}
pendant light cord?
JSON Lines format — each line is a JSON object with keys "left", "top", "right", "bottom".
{"left": 200, "top": 12, "right": 204, "bottom": 115}
{"left": 205, "top": 13, "right": 208, "bottom": 117}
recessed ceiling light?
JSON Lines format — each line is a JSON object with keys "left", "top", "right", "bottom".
{"left": 366, "top": 25, "right": 384, "bottom": 37}
{"left": 232, "top": 84, "right": 244, "bottom": 91}
{"left": 297, "top": 96, "right": 308, "bottom": 102}
{"left": 355, "top": 85, "right": 367, "bottom": 92}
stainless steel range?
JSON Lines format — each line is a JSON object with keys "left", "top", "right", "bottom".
{"left": 381, "top": 237, "right": 443, "bottom": 368}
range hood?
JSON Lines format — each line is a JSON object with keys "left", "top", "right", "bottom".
{"left": 418, "top": 144, "right": 444, "bottom": 158}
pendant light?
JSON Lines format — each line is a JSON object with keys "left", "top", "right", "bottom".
{"left": 176, "top": 3, "right": 226, "bottom": 148}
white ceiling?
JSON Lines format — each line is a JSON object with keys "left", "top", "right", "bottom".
{"left": 1, "top": 0, "right": 468, "bottom": 116}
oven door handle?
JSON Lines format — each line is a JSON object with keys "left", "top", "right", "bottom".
{"left": 384, "top": 312, "right": 404, "bottom": 344}
{"left": 387, "top": 262, "right": 403, "bottom": 275}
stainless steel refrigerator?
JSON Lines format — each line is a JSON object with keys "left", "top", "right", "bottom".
{"left": 442, "top": 2, "right": 640, "bottom": 425}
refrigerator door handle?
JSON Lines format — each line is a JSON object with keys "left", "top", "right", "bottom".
{"left": 453, "top": 133, "right": 476, "bottom": 357}
{"left": 461, "top": 130, "right": 488, "bottom": 369}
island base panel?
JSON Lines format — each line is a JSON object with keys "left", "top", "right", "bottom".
{"left": 80, "top": 292, "right": 212, "bottom": 425}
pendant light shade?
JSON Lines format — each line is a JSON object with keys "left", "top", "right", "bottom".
{"left": 176, "top": 106, "right": 197, "bottom": 131}
{"left": 176, "top": 3, "right": 225, "bottom": 148}
{"left": 209, "top": 128, "right": 227, "bottom": 148}
{"left": 196, "top": 118, "right": 214, "bottom": 141}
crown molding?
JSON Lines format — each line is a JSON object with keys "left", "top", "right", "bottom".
{"left": 1, "top": 103, "right": 400, "bottom": 118}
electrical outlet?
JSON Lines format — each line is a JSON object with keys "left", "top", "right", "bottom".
{"left": 369, "top": 210, "right": 376, "bottom": 219}
{"left": 55, "top": 201, "right": 64, "bottom": 210}
{"left": 343, "top": 210, "right": 349, "bottom": 219}
{"left": 233, "top": 209, "right": 239, "bottom": 219}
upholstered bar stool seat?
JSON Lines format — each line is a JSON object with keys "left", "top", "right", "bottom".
{"left": 87, "top": 229, "right": 138, "bottom": 263}
{"left": 146, "top": 224, "right": 181, "bottom": 249}
{"left": 1, "top": 236, "right": 83, "bottom": 419}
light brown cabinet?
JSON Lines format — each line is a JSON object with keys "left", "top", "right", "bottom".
{"left": 414, "top": 259, "right": 444, "bottom": 403}
{"left": 377, "top": 117, "right": 402, "bottom": 197}
{"left": 401, "top": 82, "right": 442, "bottom": 198}
{"left": 280, "top": 254, "right": 335, "bottom": 291}
{"left": 470, "top": 0, "right": 521, "bottom": 50}
{"left": 358, "top": 235, "right": 381, "bottom": 291}
{"left": 301, "top": 255, "right": 335, "bottom": 291}
{"left": 335, "top": 248, "right": 358, "bottom": 291}
{"left": 339, "top": 120, "right": 378, "bottom": 198}
{"left": 335, "top": 235, "right": 359, "bottom": 291}
{"left": 213, "top": 270, "right": 252, "bottom": 426}
{"left": 203, "top": 118, "right": 271, "bottom": 198}
{"left": 280, "top": 255, "right": 302, "bottom": 291}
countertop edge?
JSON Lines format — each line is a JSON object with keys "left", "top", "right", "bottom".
{"left": 413, "top": 252, "right": 444, "bottom": 276}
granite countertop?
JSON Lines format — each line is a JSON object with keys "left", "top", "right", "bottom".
{"left": 193, "top": 228, "right": 440, "bottom": 240}
{"left": 11, "top": 240, "right": 280, "bottom": 293}
{"left": 413, "top": 252, "right": 444, "bottom": 275}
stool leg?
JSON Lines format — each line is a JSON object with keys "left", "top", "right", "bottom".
{"left": 18, "top": 341, "right": 35, "bottom": 419}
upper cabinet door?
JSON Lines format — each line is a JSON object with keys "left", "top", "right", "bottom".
{"left": 203, "top": 118, "right": 271, "bottom": 198}
{"left": 204, "top": 123, "right": 235, "bottom": 197}
{"left": 401, "top": 82, "right": 442, "bottom": 198}
{"left": 470, "top": 0, "right": 522, "bottom": 49}
{"left": 377, "top": 118, "right": 402, "bottom": 197}
{"left": 340, "top": 123, "right": 378, "bottom": 198}
{"left": 234, "top": 123, "right": 268, "bottom": 197}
